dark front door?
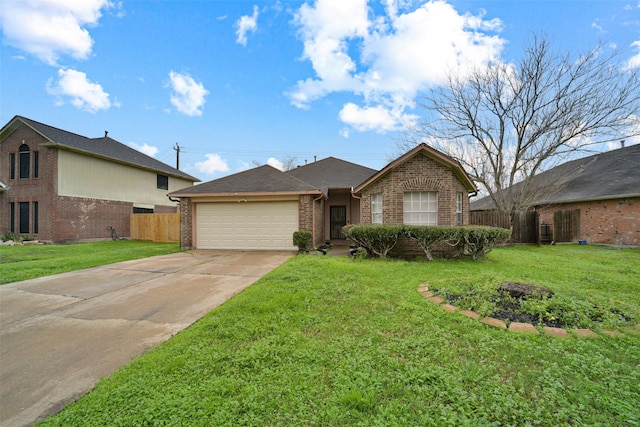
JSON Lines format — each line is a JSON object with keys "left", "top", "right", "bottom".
{"left": 330, "top": 206, "right": 347, "bottom": 239}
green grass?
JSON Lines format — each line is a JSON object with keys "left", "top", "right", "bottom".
{"left": 39, "top": 245, "right": 640, "bottom": 426}
{"left": 0, "top": 240, "right": 181, "bottom": 284}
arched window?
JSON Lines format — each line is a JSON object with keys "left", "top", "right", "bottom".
{"left": 19, "top": 144, "right": 30, "bottom": 179}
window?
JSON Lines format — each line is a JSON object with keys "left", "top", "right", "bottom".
{"left": 133, "top": 207, "right": 154, "bottom": 214}
{"left": 157, "top": 174, "right": 169, "bottom": 190}
{"left": 371, "top": 193, "right": 383, "bottom": 224}
{"left": 19, "top": 144, "right": 30, "bottom": 179}
{"left": 33, "top": 202, "right": 39, "bottom": 234}
{"left": 19, "top": 202, "right": 29, "bottom": 234}
{"left": 33, "top": 151, "right": 39, "bottom": 178}
{"left": 403, "top": 191, "right": 438, "bottom": 225}
{"left": 9, "top": 202, "right": 15, "bottom": 233}
{"left": 456, "top": 192, "right": 463, "bottom": 225}
{"left": 10, "top": 153, "right": 15, "bottom": 179}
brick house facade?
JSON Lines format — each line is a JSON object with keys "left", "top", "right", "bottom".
{"left": 471, "top": 144, "right": 639, "bottom": 247}
{"left": 172, "top": 144, "right": 477, "bottom": 251}
{"left": 537, "top": 198, "right": 639, "bottom": 246}
{"left": 1, "top": 116, "right": 198, "bottom": 242}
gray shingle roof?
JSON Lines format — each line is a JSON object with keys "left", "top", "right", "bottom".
{"left": 286, "top": 157, "right": 377, "bottom": 194}
{"left": 170, "top": 165, "right": 320, "bottom": 196}
{"left": 471, "top": 144, "right": 640, "bottom": 210}
{"left": 3, "top": 116, "right": 199, "bottom": 182}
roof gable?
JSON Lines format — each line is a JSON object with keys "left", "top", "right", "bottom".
{"left": 471, "top": 144, "right": 640, "bottom": 210}
{"left": 353, "top": 143, "right": 477, "bottom": 193}
{"left": 1, "top": 116, "right": 199, "bottom": 182}
{"left": 169, "top": 164, "right": 321, "bottom": 197}
{"left": 286, "top": 157, "right": 377, "bottom": 193}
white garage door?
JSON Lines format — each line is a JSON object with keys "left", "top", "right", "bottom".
{"left": 196, "top": 201, "right": 299, "bottom": 250}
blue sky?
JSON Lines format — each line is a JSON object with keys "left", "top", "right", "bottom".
{"left": 1, "top": 0, "right": 639, "bottom": 181}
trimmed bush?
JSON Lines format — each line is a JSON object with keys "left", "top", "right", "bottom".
{"left": 344, "top": 224, "right": 510, "bottom": 260}
{"left": 460, "top": 226, "right": 511, "bottom": 260}
{"left": 404, "top": 226, "right": 462, "bottom": 261}
{"left": 343, "top": 224, "right": 404, "bottom": 258}
{"left": 292, "top": 231, "right": 312, "bottom": 252}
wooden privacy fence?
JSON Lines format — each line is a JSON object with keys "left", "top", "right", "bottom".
{"left": 130, "top": 213, "right": 180, "bottom": 242}
{"left": 553, "top": 209, "right": 580, "bottom": 242}
{"left": 470, "top": 210, "right": 538, "bottom": 244}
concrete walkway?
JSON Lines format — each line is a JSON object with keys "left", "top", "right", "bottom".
{"left": 0, "top": 250, "right": 292, "bottom": 427}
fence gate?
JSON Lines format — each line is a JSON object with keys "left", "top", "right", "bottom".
{"left": 511, "top": 210, "right": 539, "bottom": 244}
{"left": 553, "top": 209, "right": 580, "bottom": 242}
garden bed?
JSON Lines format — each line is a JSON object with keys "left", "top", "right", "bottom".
{"left": 432, "top": 281, "right": 635, "bottom": 330}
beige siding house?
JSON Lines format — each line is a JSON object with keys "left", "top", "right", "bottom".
{"left": 0, "top": 116, "right": 199, "bottom": 242}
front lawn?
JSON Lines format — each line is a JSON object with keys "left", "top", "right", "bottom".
{"left": 0, "top": 240, "right": 181, "bottom": 285}
{"left": 39, "top": 245, "right": 640, "bottom": 426}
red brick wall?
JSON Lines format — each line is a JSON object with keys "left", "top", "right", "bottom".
{"left": 179, "top": 198, "right": 193, "bottom": 250}
{"left": 537, "top": 198, "right": 639, "bottom": 246}
{"left": 360, "top": 153, "right": 470, "bottom": 226}
{"left": 52, "top": 196, "right": 133, "bottom": 241}
{"left": 1, "top": 124, "right": 58, "bottom": 240}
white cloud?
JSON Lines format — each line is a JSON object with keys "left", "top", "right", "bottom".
{"left": 339, "top": 102, "right": 419, "bottom": 133}
{"left": 195, "top": 153, "right": 230, "bottom": 175}
{"left": 267, "top": 157, "right": 284, "bottom": 170}
{"left": 288, "top": 0, "right": 505, "bottom": 133}
{"left": 235, "top": 5, "right": 259, "bottom": 46}
{"left": 129, "top": 142, "right": 158, "bottom": 157}
{"left": 46, "top": 68, "right": 115, "bottom": 113}
{"left": 0, "top": 0, "right": 113, "bottom": 65}
{"left": 626, "top": 40, "right": 640, "bottom": 69}
{"left": 167, "top": 71, "right": 209, "bottom": 117}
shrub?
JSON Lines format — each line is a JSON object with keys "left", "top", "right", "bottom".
{"left": 292, "top": 231, "right": 312, "bottom": 252}
{"left": 343, "top": 224, "right": 404, "bottom": 258}
{"left": 460, "top": 226, "right": 511, "bottom": 260}
{"left": 344, "top": 224, "right": 510, "bottom": 261}
{"left": 404, "top": 226, "right": 462, "bottom": 261}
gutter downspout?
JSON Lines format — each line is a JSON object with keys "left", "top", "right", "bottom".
{"left": 351, "top": 188, "right": 362, "bottom": 224}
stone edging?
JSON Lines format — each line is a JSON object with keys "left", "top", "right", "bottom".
{"left": 418, "top": 282, "right": 636, "bottom": 338}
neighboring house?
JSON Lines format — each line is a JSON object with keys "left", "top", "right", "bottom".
{"left": 0, "top": 116, "right": 199, "bottom": 242}
{"left": 170, "top": 143, "right": 478, "bottom": 251}
{"left": 471, "top": 144, "right": 640, "bottom": 246}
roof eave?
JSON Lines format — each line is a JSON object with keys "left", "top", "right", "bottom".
{"left": 169, "top": 190, "right": 322, "bottom": 198}
{"left": 535, "top": 193, "right": 640, "bottom": 206}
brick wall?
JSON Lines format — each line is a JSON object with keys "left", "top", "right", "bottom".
{"left": 360, "top": 153, "right": 470, "bottom": 226}
{"left": 299, "top": 194, "right": 314, "bottom": 231}
{"left": 179, "top": 198, "right": 193, "bottom": 250}
{"left": 1, "top": 124, "right": 58, "bottom": 240}
{"left": 537, "top": 197, "right": 639, "bottom": 246}
{"left": 52, "top": 196, "right": 133, "bottom": 241}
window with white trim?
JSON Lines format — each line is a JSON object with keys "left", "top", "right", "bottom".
{"left": 371, "top": 193, "right": 383, "bottom": 224}
{"left": 456, "top": 192, "right": 463, "bottom": 225}
{"left": 403, "top": 191, "right": 438, "bottom": 225}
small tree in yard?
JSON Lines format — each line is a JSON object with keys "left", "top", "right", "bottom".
{"left": 403, "top": 34, "right": 640, "bottom": 222}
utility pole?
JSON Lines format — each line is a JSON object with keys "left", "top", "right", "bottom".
{"left": 174, "top": 143, "right": 181, "bottom": 170}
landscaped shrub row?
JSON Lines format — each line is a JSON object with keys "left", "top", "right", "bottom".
{"left": 344, "top": 224, "right": 511, "bottom": 260}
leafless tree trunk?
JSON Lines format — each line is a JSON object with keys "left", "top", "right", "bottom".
{"left": 403, "top": 35, "right": 640, "bottom": 221}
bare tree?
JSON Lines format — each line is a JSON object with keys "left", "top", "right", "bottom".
{"left": 281, "top": 155, "right": 299, "bottom": 171}
{"left": 403, "top": 35, "right": 640, "bottom": 220}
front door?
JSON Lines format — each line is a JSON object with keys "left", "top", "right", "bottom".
{"left": 330, "top": 206, "right": 347, "bottom": 239}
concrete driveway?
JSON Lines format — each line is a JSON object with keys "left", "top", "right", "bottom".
{"left": 0, "top": 250, "right": 292, "bottom": 427}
